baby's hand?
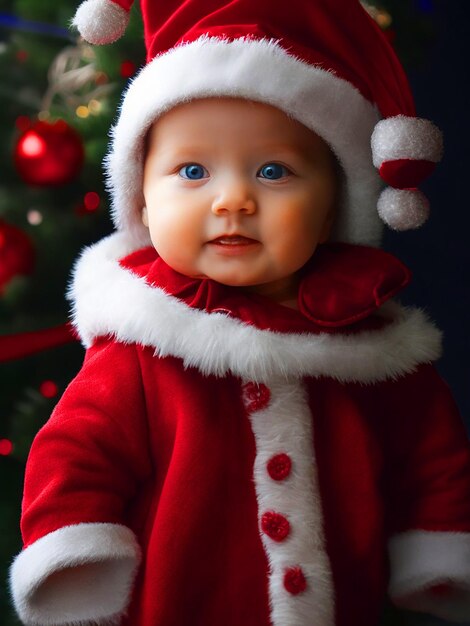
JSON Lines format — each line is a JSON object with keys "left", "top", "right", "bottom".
{"left": 428, "top": 583, "right": 452, "bottom": 596}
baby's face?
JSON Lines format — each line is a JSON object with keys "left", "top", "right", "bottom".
{"left": 142, "top": 98, "right": 337, "bottom": 299}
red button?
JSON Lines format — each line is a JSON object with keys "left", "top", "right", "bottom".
{"left": 242, "top": 382, "right": 270, "bottom": 413}
{"left": 267, "top": 453, "right": 292, "bottom": 481}
{"left": 284, "top": 566, "right": 307, "bottom": 595}
{"left": 261, "top": 511, "right": 290, "bottom": 542}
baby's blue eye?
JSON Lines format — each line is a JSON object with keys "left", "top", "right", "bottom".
{"left": 179, "top": 164, "right": 207, "bottom": 180}
{"left": 258, "top": 163, "right": 290, "bottom": 180}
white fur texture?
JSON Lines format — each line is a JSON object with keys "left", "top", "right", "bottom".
{"left": 106, "top": 36, "right": 384, "bottom": 247}
{"left": 68, "top": 233, "right": 442, "bottom": 384}
{"left": 371, "top": 116, "right": 443, "bottom": 168}
{"left": 389, "top": 530, "right": 470, "bottom": 622}
{"left": 72, "top": 0, "right": 129, "bottom": 45}
{"left": 10, "top": 523, "right": 141, "bottom": 626}
{"left": 377, "top": 187, "right": 430, "bottom": 231}
{"left": 246, "top": 379, "right": 334, "bottom": 625}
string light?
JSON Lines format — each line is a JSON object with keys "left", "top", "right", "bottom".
{"left": 376, "top": 10, "right": 392, "bottom": 29}
{"left": 120, "top": 60, "right": 137, "bottom": 78}
{"left": 84, "top": 191, "right": 100, "bottom": 211}
{"left": 27, "top": 210, "right": 43, "bottom": 225}
{"left": 16, "top": 49, "right": 28, "bottom": 63}
{"left": 39, "top": 380, "right": 58, "bottom": 398}
{"left": 361, "top": 2, "right": 393, "bottom": 29}
{"left": 417, "top": 0, "right": 434, "bottom": 12}
{"left": 0, "top": 439, "right": 13, "bottom": 456}
{"left": 88, "top": 99, "right": 102, "bottom": 114}
{"left": 76, "top": 105, "right": 89, "bottom": 118}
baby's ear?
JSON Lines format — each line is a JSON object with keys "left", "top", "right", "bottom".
{"left": 141, "top": 206, "right": 149, "bottom": 227}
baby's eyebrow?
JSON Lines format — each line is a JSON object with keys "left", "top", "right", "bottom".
{"left": 158, "top": 147, "right": 204, "bottom": 160}
{"left": 255, "top": 143, "right": 311, "bottom": 159}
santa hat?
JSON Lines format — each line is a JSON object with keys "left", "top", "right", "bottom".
{"left": 72, "top": 0, "right": 443, "bottom": 247}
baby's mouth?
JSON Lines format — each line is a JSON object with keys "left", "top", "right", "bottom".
{"left": 210, "top": 235, "right": 258, "bottom": 245}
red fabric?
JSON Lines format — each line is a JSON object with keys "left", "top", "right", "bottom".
{"left": 112, "top": 0, "right": 134, "bottom": 12}
{"left": 379, "top": 159, "right": 436, "bottom": 189}
{"left": 17, "top": 247, "right": 470, "bottom": 626}
{"left": 120, "top": 242, "right": 411, "bottom": 334}
{"left": 297, "top": 243, "right": 410, "bottom": 327}
{"left": 311, "top": 367, "right": 470, "bottom": 625}
{"left": 141, "top": 0, "right": 416, "bottom": 117}
{"left": 20, "top": 340, "right": 470, "bottom": 626}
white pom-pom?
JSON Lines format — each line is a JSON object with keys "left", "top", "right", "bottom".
{"left": 371, "top": 116, "right": 443, "bottom": 168}
{"left": 377, "top": 187, "right": 430, "bottom": 231}
{"left": 72, "top": 0, "right": 129, "bottom": 45}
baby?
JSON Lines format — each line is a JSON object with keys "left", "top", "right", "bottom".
{"left": 9, "top": 1, "right": 470, "bottom": 625}
{"left": 141, "top": 98, "right": 337, "bottom": 306}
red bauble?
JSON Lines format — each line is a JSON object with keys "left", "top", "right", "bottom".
{"left": 0, "top": 219, "right": 35, "bottom": 293}
{"left": 14, "top": 119, "right": 84, "bottom": 186}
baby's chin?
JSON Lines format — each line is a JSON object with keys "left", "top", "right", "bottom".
{"left": 167, "top": 266, "right": 264, "bottom": 288}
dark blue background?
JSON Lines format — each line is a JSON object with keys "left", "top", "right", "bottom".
{"left": 384, "top": 2, "right": 470, "bottom": 434}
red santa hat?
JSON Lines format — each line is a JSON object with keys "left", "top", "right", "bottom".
{"left": 72, "top": 0, "right": 443, "bottom": 247}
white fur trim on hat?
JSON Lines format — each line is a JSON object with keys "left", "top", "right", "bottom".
{"left": 106, "top": 36, "right": 383, "bottom": 248}
{"left": 72, "top": 0, "right": 129, "bottom": 45}
{"left": 10, "top": 522, "right": 141, "bottom": 625}
{"left": 377, "top": 187, "right": 430, "bottom": 231}
{"left": 371, "top": 116, "right": 443, "bottom": 169}
{"left": 68, "top": 233, "right": 443, "bottom": 384}
{"left": 389, "top": 530, "right": 470, "bottom": 622}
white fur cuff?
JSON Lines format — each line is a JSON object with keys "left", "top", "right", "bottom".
{"left": 389, "top": 530, "right": 470, "bottom": 622}
{"left": 10, "top": 522, "right": 141, "bottom": 626}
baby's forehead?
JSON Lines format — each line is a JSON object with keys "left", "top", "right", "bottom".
{"left": 145, "top": 97, "right": 333, "bottom": 162}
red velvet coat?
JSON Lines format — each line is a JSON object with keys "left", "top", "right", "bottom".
{"left": 10, "top": 233, "right": 470, "bottom": 626}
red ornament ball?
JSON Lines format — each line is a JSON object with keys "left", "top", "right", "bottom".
{"left": 40, "top": 380, "right": 59, "bottom": 398}
{"left": 120, "top": 60, "right": 137, "bottom": 78}
{"left": 84, "top": 191, "right": 101, "bottom": 212}
{"left": 0, "top": 439, "right": 13, "bottom": 456}
{"left": 14, "top": 119, "right": 84, "bottom": 187}
{"left": 0, "top": 219, "right": 35, "bottom": 293}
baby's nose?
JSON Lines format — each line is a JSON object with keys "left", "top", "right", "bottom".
{"left": 211, "top": 180, "right": 257, "bottom": 215}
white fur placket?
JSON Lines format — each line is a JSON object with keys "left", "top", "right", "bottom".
{"left": 242, "top": 377, "right": 335, "bottom": 625}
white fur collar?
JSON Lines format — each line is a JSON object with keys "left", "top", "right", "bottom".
{"left": 68, "top": 233, "right": 442, "bottom": 383}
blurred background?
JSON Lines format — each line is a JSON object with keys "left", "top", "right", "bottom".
{"left": 0, "top": 1, "right": 468, "bottom": 624}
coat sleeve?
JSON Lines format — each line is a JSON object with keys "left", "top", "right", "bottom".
{"left": 379, "top": 364, "right": 470, "bottom": 621}
{"left": 9, "top": 338, "right": 153, "bottom": 626}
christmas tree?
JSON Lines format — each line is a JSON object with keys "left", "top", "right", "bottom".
{"left": 0, "top": 1, "right": 145, "bottom": 622}
{"left": 0, "top": 2, "right": 446, "bottom": 624}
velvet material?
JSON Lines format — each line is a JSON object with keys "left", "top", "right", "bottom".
{"left": 120, "top": 241, "right": 411, "bottom": 334}
{"left": 11, "top": 242, "right": 470, "bottom": 626}
{"left": 141, "top": 0, "right": 416, "bottom": 119}
{"left": 16, "top": 342, "right": 470, "bottom": 626}
{"left": 379, "top": 159, "right": 436, "bottom": 189}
